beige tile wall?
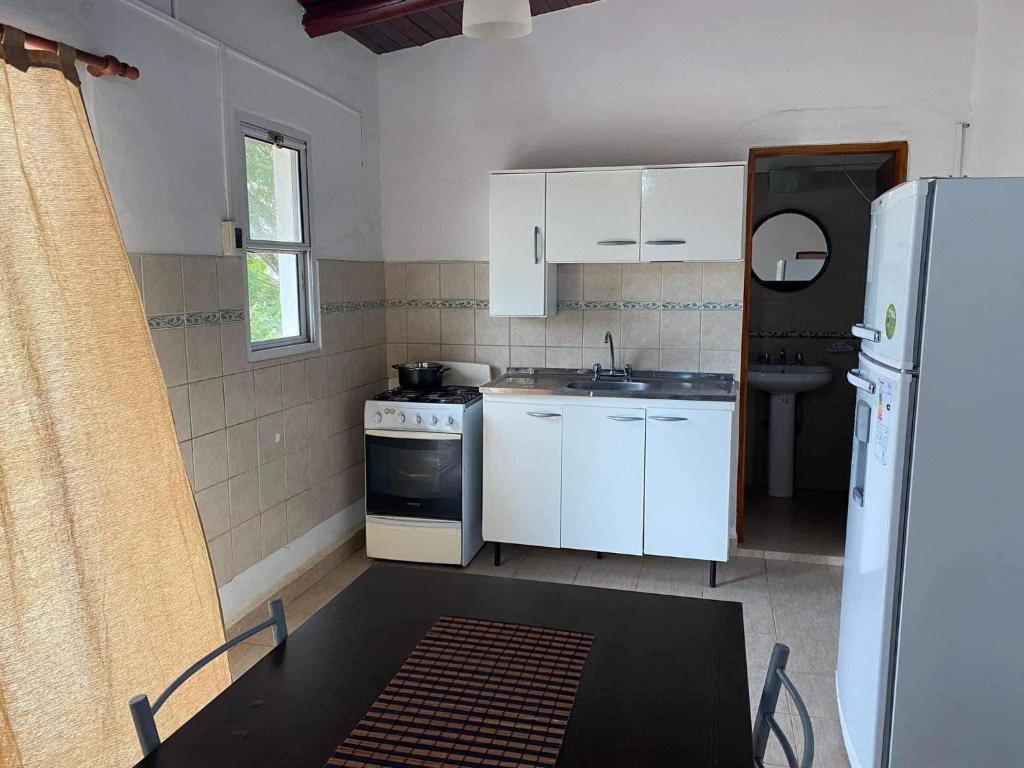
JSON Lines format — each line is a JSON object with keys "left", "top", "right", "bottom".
{"left": 131, "top": 255, "right": 386, "bottom": 588}
{"left": 384, "top": 261, "right": 745, "bottom": 377}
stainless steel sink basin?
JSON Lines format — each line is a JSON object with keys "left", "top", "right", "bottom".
{"left": 566, "top": 380, "right": 653, "bottom": 392}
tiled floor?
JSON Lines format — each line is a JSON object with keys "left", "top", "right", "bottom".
{"left": 739, "top": 488, "right": 848, "bottom": 559}
{"left": 227, "top": 544, "right": 850, "bottom": 768}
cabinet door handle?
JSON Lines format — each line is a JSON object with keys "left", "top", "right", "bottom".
{"left": 607, "top": 415, "right": 644, "bottom": 422}
{"left": 597, "top": 239, "right": 637, "bottom": 246}
{"left": 644, "top": 239, "right": 687, "bottom": 246}
{"left": 648, "top": 415, "right": 689, "bottom": 422}
{"left": 526, "top": 411, "right": 561, "bottom": 418}
{"left": 533, "top": 225, "right": 542, "bottom": 265}
{"left": 851, "top": 323, "right": 881, "bottom": 342}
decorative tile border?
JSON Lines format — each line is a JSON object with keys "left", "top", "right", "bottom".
{"left": 150, "top": 298, "right": 746, "bottom": 328}
{"left": 701, "top": 301, "right": 744, "bottom": 311}
{"left": 320, "top": 300, "right": 386, "bottom": 314}
{"left": 381, "top": 298, "right": 488, "bottom": 310}
{"left": 749, "top": 330, "right": 853, "bottom": 339}
{"left": 557, "top": 299, "right": 742, "bottom": 311}
{"left": 147, "top": 309, "right": 244, "bottom": 330}
{"left": 376, "top": 299, "right": 742, "bottom": 312}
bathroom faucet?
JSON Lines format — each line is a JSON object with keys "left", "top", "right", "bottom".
{"left": 604, "top": 331, "right": 617, "bottom": 372}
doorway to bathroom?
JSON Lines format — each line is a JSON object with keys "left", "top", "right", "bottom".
{"left": 736, "top": 142, "right": 908, "bottom": 558}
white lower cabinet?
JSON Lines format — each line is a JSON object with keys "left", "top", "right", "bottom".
{"left": 643, "top": 408, "right": 732, "bottom": 561}
{"left": 561, "top": 406, "right": 645, "bottom": 556}
{"left": 483, "top": 397, "right": 734, "bottom": 562}
{"left": 482, "top": 402, "right": 562, "bottom": 548}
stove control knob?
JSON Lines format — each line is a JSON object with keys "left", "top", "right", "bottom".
{"left": 416, "top": 415, "right": 422, "bottom": 424}
{"left": 431, "top": 415, "right": 439, "bottom": 425}
{"left": 399, "top": 414, "right": 406, "bottom": 423}
{"left": 446, "top": 416, "right": 455, "bottom": 426}
{"left": 375, "top": 412, "right": 382, "bottom": 423}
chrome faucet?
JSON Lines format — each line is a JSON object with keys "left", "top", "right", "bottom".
{"left": 604, "top": 331, "right": 616, "bottom": 372}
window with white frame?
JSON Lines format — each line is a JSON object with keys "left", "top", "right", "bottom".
{"left": 239, "top": 119, "right": 318, "bottom": 360}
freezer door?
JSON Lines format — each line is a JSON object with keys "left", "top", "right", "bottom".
{"left": 855, "top": 180, "right": 930, "bottom": 371}
{"left": 837, "top": 354, "right": 916, "bottom": 768}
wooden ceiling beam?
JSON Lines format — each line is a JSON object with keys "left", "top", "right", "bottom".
{"left": 302, "top": 0, "right": 457, "bottom": 38}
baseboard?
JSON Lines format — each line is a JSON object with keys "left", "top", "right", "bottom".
{"left": 220, "top": 497, "right": 366, "bottom": 627}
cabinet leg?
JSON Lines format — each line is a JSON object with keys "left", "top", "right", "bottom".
{"left": 709, "top": 561, "right": 717, "bottom": 588}
{"left": 596, "top": 552, "right": 604, "bottom": 559}
{"left": 494, "top": 542, "right": 501, "bottom": 567}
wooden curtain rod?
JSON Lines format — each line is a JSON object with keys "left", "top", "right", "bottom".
{"left": 0, "top": 23, "right": 139, "bottom": 79}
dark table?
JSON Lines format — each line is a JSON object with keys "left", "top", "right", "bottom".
{"left": 138, "top": 565, "right": 752, "bottom": 767}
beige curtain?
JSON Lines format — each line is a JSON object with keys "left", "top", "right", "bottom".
{"left": 0, "top": 32, "right": 229, "bottom": 768}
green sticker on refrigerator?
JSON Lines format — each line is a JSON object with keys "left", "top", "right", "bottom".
{"left": 885, "top": 304, "right": 897, "bottom": 339}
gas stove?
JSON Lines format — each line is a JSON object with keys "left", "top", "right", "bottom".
{"left": 363, "top": 372, "right": 486, "bottom": 567}
{"left": 371, "top": 385, "right": 482, "bottom": 406}
{"left": 365, "top": 386, "right": 482, "bottom": 434}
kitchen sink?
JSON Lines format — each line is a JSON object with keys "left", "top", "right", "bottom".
{"left": 566, "top": 380, "right": 653, "bottom": 392}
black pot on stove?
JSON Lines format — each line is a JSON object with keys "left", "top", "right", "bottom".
{"left": 392, "top": 361, "right": 449, "bottom": 390}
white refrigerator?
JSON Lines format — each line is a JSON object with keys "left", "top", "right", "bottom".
{"left": 837, "top": 177, "right": 1024, "bottom": 768}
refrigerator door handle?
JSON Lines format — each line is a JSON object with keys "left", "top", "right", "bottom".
{"left": 852, "top": 323, "right": 882, "bottom": 342}
{"left": 847, "top": 369, "right": 877, "bottom": 394}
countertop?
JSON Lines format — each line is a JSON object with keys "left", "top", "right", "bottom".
{"left": 480, "top": 368, "right": 737, "bottom": 402}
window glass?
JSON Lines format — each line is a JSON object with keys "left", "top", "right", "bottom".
{"left": 244, "top": 136, "right": 303, "bottom": 244}
{"left": 246, "top": 251, "right": 303, "bottom": 343}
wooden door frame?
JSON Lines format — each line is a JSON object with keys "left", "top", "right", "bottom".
{"left": 735, "top": 141, "right": 909, "bottom": 542}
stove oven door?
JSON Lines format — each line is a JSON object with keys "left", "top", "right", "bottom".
{"left": 365, "top": 429, "right": 463, "bottom": 521}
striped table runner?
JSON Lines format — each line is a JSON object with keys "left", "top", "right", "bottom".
{"left": 327, "top": 615, "right": 594, "bottom": 767}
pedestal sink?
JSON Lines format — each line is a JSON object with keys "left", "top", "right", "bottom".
{"left": 748, "top": 363, "right": 833, "bottom": 498}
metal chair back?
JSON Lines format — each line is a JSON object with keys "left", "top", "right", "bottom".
{"left": 129, "top": 598, "right": 287, "bottom": 757}
{"left": 752, "top": 643, "right": 814, "bottom": 768}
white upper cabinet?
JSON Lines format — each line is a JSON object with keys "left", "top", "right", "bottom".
{"left": 640, "top": 166, "right": 746, "bottom": 262}
{"left": 546, "top": 170, "right": 642, "bottom": 263}
{"left": 489, "top": 173, "right": 555, "bottom": 317}
{"left": 488, "top": 163, "right": 746, "bottom": 313}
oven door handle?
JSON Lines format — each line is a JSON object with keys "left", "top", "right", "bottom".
{"left": 365, "top": 429, "right": 462, "bottom": 441}
{"left": 367, "top": 516, "right": 461, "bottom": 529}
{"left": 396, "top": 469, "right": 433, "bottom": 480}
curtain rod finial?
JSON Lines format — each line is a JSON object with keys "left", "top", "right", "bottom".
{"left": 86, "top": 54, "right": 139, "bottom": 80}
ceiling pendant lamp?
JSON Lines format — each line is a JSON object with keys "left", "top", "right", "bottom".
{"left": 462, "top": 0, "right": 533, "bottom": 39}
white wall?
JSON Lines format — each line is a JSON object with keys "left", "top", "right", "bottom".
{"left": 0, "top": 0, "right": 381, "bottom": 259}
{"left": 378, "top": 0, "right": 978, "bottom": 261}
{"left": 966, "top": 0, "right": 1024, "bottom": 176}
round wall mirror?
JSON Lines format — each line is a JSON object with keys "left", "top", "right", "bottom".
{"left": 751, "top": 210, "right": 830, "bottom": 291}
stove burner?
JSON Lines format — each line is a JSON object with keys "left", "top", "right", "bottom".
{"left": 372, "top": 385, "right": 481, "bottom": 405}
